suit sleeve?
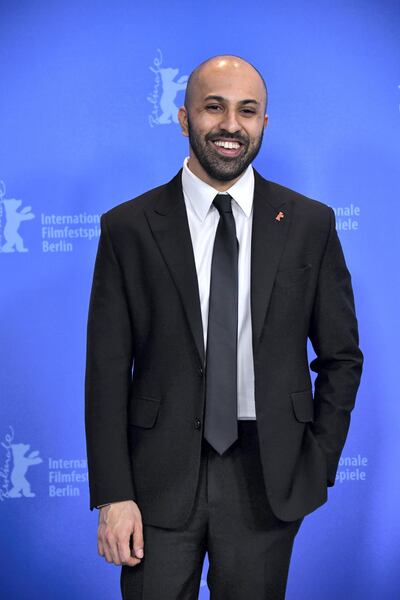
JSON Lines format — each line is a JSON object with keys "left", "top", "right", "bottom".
{"left": 309, "top": 208, "right": 363, "bottom": 487}
{"left": 85, "top": 213, "right": 136, "bottom": 510}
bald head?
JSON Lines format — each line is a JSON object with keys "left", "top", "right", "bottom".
{"left": 184, "top": 55, "right": 268, "bottom": 112}
{"left": 178, "top": 54, "right": 269, "bottom": 189}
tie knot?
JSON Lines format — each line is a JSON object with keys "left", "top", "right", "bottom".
{"left": 213, "top": 194, "right": 232, "bottom": 215}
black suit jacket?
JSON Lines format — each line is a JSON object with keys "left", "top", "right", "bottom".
{"left": 85, "top": 169, "right": 363, "bottom": 527}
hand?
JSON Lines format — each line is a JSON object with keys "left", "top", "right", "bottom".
{"left": 97, "top": 500, "right": 144, "bottom": 567}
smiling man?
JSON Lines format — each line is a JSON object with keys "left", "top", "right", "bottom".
{"left": 85, "top": 55, "right": 363, "bottom": 599}
{"left": 182, "top": 56, "right": 267, "bottom": 186}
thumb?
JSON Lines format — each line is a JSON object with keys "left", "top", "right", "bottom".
{"left": 132, "top": 520, "right": 144, "bottom": 558}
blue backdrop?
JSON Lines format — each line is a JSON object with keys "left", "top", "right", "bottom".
{"left": 1, "top": 1, "right": 399, "bottom": 598}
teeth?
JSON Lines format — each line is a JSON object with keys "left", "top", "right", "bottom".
{"left": 214, "top": 140, "right": 240, "bottom": 149}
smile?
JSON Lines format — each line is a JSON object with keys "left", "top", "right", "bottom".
{"left": 211, "top": 139, "right": 243, "bottom": 157}
{"left": 214, "top": 140, "right": 241, "bottom": 149}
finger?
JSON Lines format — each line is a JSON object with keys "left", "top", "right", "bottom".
{"left": 97, "top": 524, "right": 106, "bottom": 556}
{"left": 104, "top": 532, "right": 122, "bottom": 565}
{"left": 97, "top": 538, "right": 105, "bottom": 557}
{"left": 109, "top": 540, "right": 122, "bottom": 565}
{"left": 103, "top": 544, "right": 113, "bottom": 563}
{"left": 118, "top": 538, "right": 140, "bottom": 567}
{"left": 122, "top": 556, "right": 142, "bottom": 567}
{"left": 117, "top": 536, "right": 133, "bottom": 564}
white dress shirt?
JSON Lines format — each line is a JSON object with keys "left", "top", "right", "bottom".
{"left": 181, "top": 157, "right": 256, "bottom": 420}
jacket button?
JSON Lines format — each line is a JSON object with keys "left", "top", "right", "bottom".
{"left": 198, "top": 366, "right": 204, "bottom": 376}
{"left": 194, "top": 417, "right": 201, "bottom": 430}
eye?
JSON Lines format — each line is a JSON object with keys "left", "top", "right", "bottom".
{"left": 206, "top": 104, "right": 223, "bottom": 111}
{"left": 241, "top": 108, "right": 256, "bottom": 115}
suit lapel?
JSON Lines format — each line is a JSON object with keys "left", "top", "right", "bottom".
{"left": 144, "top": 170, "right": 205, "bottom": 367}
{"left": 144, "top": 168, "right": 291, "bottom": 366}
{"left": 251, "top": 170, "right": 291, "bottom": 355}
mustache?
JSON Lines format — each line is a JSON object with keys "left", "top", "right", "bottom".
{"left": 206, "top": 130, "right": 249, "bottom": 145}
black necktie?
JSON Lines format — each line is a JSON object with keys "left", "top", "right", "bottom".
{"left": 204, "top": 194, "right": 238, "bottom": 455}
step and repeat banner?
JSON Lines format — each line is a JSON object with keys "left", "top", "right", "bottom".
{"left": 1, "top": 2, "right": 399, "bottom": 599}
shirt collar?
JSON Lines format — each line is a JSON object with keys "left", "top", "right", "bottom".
{"left": 182, "top": 157, "right": 254, "bottom": 222}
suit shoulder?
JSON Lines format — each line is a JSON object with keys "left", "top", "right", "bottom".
{"left": 101, "top": 180, "right": 169, "bottom": 227}
{"left": 266, "top": 179, "right": 332, "bottom": 218}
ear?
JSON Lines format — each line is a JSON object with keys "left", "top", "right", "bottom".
{"left": 178, "top": 106, "right": 189, "bottom": 136}
{"left": 263, "top": 114, "right": 269, "bottom": 129}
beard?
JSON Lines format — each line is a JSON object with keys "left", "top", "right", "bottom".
{"left": 187, "top": 117, "right": 264, "bottom": 182}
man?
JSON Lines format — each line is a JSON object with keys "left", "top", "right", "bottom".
{"left": 85, "top": 55, "right": 363, "bottom": 599}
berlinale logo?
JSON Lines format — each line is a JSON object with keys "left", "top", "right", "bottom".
{"left": 0, "top": 180, "right": 35, "bottom": 253}
{"left": 147, "top": 49, "right": 188, "bottom": 127}
{"left": 0, "top": 426, "right": 42, "bottom": 501}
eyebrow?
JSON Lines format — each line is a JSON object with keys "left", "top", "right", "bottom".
{"left": 204, "top": 95, "right": 260, "bottom": 106}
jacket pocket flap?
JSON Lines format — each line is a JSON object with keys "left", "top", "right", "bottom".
{"left": 129, "top": 396, "right": 161, "bottom": 428}
{"left": 291, "top": 389, "right": 314, "bottom": 422}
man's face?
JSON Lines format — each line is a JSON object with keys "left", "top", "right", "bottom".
{"left": 179, "top": 59, "right": 268, "bottom": 186}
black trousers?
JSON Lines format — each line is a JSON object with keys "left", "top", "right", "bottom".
{"left": 121, "top": 421, "right": 303, "bottom": 599}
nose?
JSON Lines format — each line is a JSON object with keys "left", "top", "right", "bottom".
{"left": 218, "top": 108, "right": 241, "bottom": 134}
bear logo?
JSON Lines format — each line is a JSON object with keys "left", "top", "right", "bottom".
{"left": 0, "top": 198, "right": 35, "bottom": 253}
{"left": 8, "top": 443, "right": 42, "bottom": 498}
{"left": 157, "top": 67, "right": 188, "bottom": 124}
{"left": 148, "top": 50, "right": 187, "bottom": 127}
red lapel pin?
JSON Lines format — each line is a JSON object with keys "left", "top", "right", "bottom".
{"left": 275, "top": 211, "right": 284, "bottom": 222}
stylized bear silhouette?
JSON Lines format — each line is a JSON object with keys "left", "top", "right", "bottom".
{"left": 8, "top": 443, "right": 42, "bottom": 498}
{"left": 1, "top": 199, "right": 35, "bottom": 253}
{"left": 158, "top": 67, "right": 188, "bottom": 124}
